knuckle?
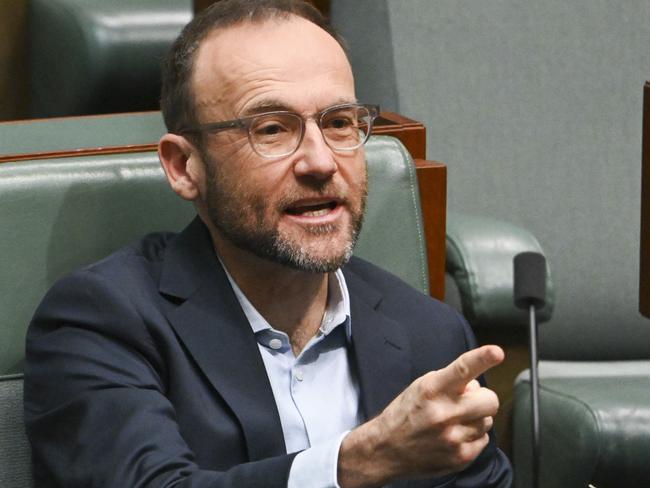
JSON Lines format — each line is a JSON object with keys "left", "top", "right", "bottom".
{"left": 465, "top": 379, "right": 481, "bottom": 392}
{"left": 453, "top": 445, "right": 475, "bottom": 467}
{"left": 423, "top": 403, "right": 447, "bottom": 426}
{"left": 440, "top": 426, "right": 462, "bottom": 447}
{"left": 477, "top": 387, "right": 499, "bottom": 414}
{"left": 485, "top": 388, "right": 500, "bottom": 412}
{"left": 454, "top": 358, "right": 471, "bottom": 380}
{"left": 417, "top": 372, "right": 446, "bottom": 401}
{"left": 454, "top": 436, "right": 487, "bottom": 466}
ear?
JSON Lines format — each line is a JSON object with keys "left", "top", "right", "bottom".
{"left": 158, "top": 133, "right": 204, "bottom": 201}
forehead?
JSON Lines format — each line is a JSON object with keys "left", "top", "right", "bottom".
{"left": 191, "top": 15, "right": 355, "bottom": 118}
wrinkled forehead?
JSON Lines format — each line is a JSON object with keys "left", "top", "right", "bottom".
{"left": 190, "top": 15, "right": 354, "bottom": 118}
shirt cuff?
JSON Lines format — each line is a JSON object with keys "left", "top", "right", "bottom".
{"left": 287, "top": 431, "right": 349, "bottom": 488}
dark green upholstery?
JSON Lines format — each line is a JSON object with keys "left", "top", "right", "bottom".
{"left": 445, "top": 209, "right": 650, "bottom": 487}
{"left": 0, "top": 153, "right": 195, "bottom": 375}
{"left": 0, "top": 112, "right": 165, "bottom": 157}
{"left": 29, "top": 0, "right": 192, "bottom": 117}
{"left": 514, "top": 364, "right": 650, "bottom": 487}
{"left": 445, "top": 212, "right": 554, "bottom": 329}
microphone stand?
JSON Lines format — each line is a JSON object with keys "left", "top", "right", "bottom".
{"left": 513, "top": 251, "right": 547, "bottom": 488}
{"left": 528, "top": 304, "right": 541, "bottom": 488}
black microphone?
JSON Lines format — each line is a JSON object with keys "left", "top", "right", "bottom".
{"left": 514, "top": 252, "right": 547, "bottom": 488}
{"left": 514, "top": 252, "right": 547, "bottom": 309}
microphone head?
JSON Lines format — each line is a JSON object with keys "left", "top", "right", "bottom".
{"left": 514, "top": 252, "right": 547, "bottom": 309}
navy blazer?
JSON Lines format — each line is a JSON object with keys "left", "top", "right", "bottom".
{"left": 24, "top": 217, "right": 512, "bottom": 487}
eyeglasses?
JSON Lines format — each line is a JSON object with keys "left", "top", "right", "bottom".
{"left": 179, "top": 103, "right": 379, "bottom": 158}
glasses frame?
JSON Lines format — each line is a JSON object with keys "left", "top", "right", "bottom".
{"left": 178, "top": 103, "right": 380, "bottom": 158}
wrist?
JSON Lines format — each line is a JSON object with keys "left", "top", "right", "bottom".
{"left": 337, "top": 417, "right": 396, "bottom": 488}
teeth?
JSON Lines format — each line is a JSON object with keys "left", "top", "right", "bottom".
{"left": 302, "top": 208, "right": 330, "bottom": 217}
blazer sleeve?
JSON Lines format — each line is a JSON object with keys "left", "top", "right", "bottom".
{"left": 24, "top": 269, "right": 298, "bottom": 488}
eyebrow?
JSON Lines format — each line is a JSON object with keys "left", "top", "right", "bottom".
{"left": 240, "top": 97, "right": 359, "bottom": 117}
{"left": 240, "top": 100, "right": 291, "bottom": 116}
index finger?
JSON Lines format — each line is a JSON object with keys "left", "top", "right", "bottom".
{"left": 437, "top": 345, "right": 504, "bottom": 393}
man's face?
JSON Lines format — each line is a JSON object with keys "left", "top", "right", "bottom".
{"left": 190, "top": 16, "right": 367, "bottom": 272}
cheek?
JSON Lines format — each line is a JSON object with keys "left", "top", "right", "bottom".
{"left": 206, "top": 132, "right": 253, "bottom": 162}
{"left": 219, "top": 164, "right": 287, "bottom": 217}
{"left": 342, "top": 158, "right": 368, "bottom": 200}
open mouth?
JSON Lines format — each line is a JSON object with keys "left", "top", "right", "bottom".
{"left": 285, "top": 201, "right": 338, "bottom": 217}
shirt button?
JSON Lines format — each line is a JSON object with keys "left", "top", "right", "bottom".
{"left": 295, "top": 369, "right": 304, "bottom": 381}
{"left": 269, "top": 338, "right": 283, "bottom": 350}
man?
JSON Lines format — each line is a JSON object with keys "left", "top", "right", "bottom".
{"left": 24, "top": 1, "right": 512, "bottom": 487}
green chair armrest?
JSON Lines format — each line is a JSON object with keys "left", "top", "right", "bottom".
{"left": 446, "top": 212, "right": 554, "bottom": 328}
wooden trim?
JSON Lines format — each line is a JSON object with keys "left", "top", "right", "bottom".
{"left": 373, "top": 111, "right": 427, "bottom": 160}
{"left": 641, "top": 81, "right": 650, "bottom": 317}
{"left": 0, "top": 144, "right": 158, "bottom": 163}
{"left": 415, "top": 160, "right": 446, "bottom": 300}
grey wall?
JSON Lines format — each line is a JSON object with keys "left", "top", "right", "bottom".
{"left": 331, "top": 0, "right": 400, "bottom": 111}
{"left": 332, "top": 0, "right": 650, "bottom": 359}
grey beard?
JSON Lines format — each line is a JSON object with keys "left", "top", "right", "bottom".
{"left": 211, "top": 212, "right": 362, "bottom": 273}
{"left": 264, "top": 222, "right": 359, "bottom": 273}
{"left": 200, "top": 146, "right": 366, "bottom": 273}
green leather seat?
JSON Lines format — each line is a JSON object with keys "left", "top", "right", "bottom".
{"left": 445, "top": 212, "right": 554, "bottom": 329}
{"left": 0, "top": 112, "right": 430, "bottom": 486}
{"left": 443, "top": 211, "right": 650, "bottom": 487}
{"left": 513, "top": 363, "right": 650, "bottom": 487}
{"left": 29, "top": 0, "right": 192, "bottom": 117}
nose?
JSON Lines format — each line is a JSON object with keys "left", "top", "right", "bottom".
{"left": 292, "top": 120, "right": 337, "bottom": 180}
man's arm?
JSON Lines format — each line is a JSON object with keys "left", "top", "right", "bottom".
{"left": 338, "top": 346, "right": 506, "bottom": 488}
{"left": 24, "top": 269, "right": 297, "bottom": 488}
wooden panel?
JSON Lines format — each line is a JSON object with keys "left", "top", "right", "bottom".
{"left": 415, "top": 160, "right": 446, "bottom": 299}
{"left": 373, "top": 111, "right": 427, "bottom": 159}
{"left": 0, "top": 0, "right": 29, "bottom": 121}
{"left": 193, "top": 0, "right": 215, "bottom": 13}
{"left": 641, "top": 81, "right": 650, "bottom": 317}
{"left": 373, "top": 112, "right": 444, "bottom": 299}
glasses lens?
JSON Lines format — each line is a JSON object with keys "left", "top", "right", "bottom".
{"left": 249, "top": 113, "right": 302, "bottom": 157}
{"left": 321, "top": 105, "right": 372, "bottom": 151}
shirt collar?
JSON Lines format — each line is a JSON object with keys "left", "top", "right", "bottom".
{"left": 218, "top": 257, "right": 352, "bottom": 342}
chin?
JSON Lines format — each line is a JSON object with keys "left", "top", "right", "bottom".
{"left": 271, "top": 231, "right": 356, "bottom": 273}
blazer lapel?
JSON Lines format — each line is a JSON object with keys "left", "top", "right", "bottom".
{"left": 346, "top": 268, "right": 457, "bottom": 488}
{"left": 344, "top": 268, "right": 412, "bottom": 420}
{"left": 158, "top": 218, "right": 287, "bottom": 460}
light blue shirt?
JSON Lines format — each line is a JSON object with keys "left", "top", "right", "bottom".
{"left": 224, "top": 267, "right": 363, "bottom": 488}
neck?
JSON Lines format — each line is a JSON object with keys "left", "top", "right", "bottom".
{"left": 210, "top": 229, "right": 330, "bottom": 355}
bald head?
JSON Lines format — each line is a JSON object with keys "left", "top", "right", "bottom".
{"left": 160, "top": 0, "right": 347, "bottom": 135}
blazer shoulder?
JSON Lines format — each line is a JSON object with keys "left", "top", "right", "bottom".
{"left": 84, "top": 230, "right": 176, "bottom": 279}
{"left": 344, "top": 256, "right": 476, "bottom": 368}
{"left": 345, "top": 256, "right": 459, "bottom": 318}
{"left": 30, "top": 231, "right": 178, "bottom": 342}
